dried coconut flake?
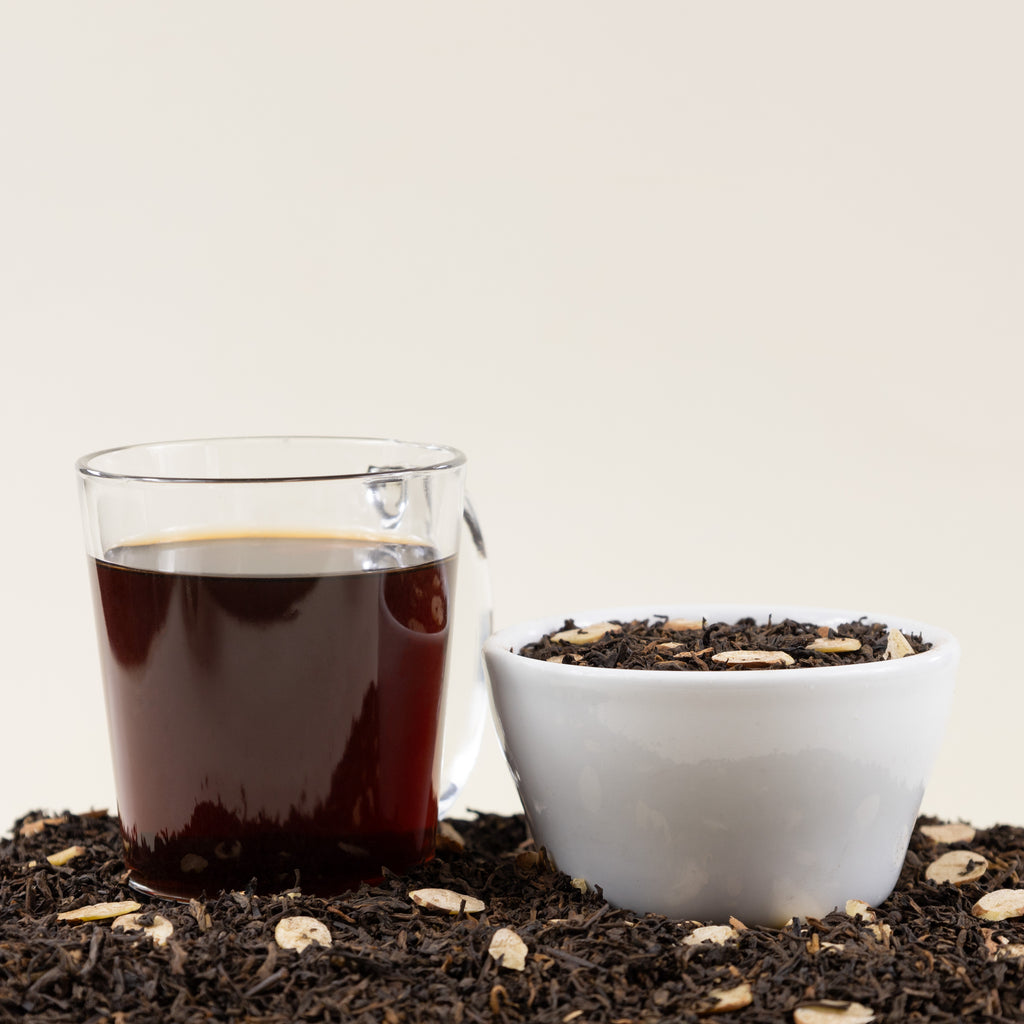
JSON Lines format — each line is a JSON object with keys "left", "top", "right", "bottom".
{"left": 972, "top": 889, "right": 1024, "bottom": 922}
{"left": 274, "top": 916, "right": 332, "bottom": 952}
{"left": 409, "top": 888, "right": 485, "bottom": 915}
{"left": 488, "top": 927, "right": 528, "bottom": 970}
{"left": 793, "top": 1001, "right": 876, "bottom": 1024}
{"left": 925, "top": 849, "right": 989, "bottom": 886}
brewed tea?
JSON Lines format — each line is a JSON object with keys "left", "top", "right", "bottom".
{"left": 89, "top": 533, "right": 453, "bottom": 899}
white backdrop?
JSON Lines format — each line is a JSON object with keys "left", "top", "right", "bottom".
{"left": 2, "top": 2, "right": 1022, "bottom": 833}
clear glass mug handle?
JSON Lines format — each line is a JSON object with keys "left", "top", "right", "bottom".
{"left": 438, "top": 497, "right": 493, "bottom": 817}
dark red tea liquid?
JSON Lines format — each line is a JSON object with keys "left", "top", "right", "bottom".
{"left": 89, "top": 534, "right": 453, "bottom": 900}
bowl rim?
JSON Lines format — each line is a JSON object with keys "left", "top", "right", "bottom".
{"left": 483, "top": 602, "right": 959, "bottom": 688}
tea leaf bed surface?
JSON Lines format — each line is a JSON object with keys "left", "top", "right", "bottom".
{"left": 2, "top": 810, "right": 1023, "bottom": 1022}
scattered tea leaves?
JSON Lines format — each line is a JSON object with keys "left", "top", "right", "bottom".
{"left": 5, "top": 809, "right": 1024, "bottom": 1023}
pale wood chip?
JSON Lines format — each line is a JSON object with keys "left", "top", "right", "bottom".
{"left": 995, "top": 943, "right": 1024, "bottom": 959}
{"left": 662, "top": 618, "right": 705, "bottom": 631}
{"left": 920, "top": 822, "right": 976, "bottom": 845}
{"left": 47, "top": 845, "right": 87, "bottom": 868}
{"left": 112, "top": 912, "right": 174, "bottom": 946}
{"left": 683, "top": 924, "right": 739, "bottom": 946}
{"left": 274, "top": 916, "right": 332, "bottom": 952}
{"left": 972, "top": 889, "right": 1024, "bottom": 922}
{"left": 409, "top": 888, "right": 486, "bottom": 914}
{"left": 702, "top": 981, "right": 753, "bottom": 1015}
{"left": 805, "top": 637, "right": 862, "bottom": 653}
{"left": 793, "top": 1001, "right": 876, "bottom": 1023}
{"left": 488, "top": 927, "right": 528, "bottom": 970}
{"left": 58, "top": 900, "right": 142, "bottom": 923}
{"left": 925, "top": 849, "right": 989, "bottom": 886}
{"left": 883, "top": 628, "right": 915, "bottom": 660}
{"left": 712, "top": 650, "right": 795, "bottom": 668}
{"left": 547, "top": 653, "right": 582, "bottom": 664}
{"left": 563, "top": 1012, "right": 584, "bottom": 1023}
{"left": 570, "top": 878, "right": 589, "bottom": 894}
{"left": 19, "top": 816, "right": 67, "bottom": 837}
{"left": 551, "top": 622, "right": 622, "bottom": 645}
{"left": 436, "top": 821, "right": 466, "bottom": 854}
{"left": 845, "top": 898, "right": 876, "bottom": 921}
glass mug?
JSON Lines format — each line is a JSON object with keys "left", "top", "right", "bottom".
{"left": 77, "top": 437, "right": 490, "bottom": 900}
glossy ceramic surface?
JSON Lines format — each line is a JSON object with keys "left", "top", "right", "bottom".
{"left": 483, "top": 604, "right": 958, "bottom": 925}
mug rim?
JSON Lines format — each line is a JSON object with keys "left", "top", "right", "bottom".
{"left": 76, "top": 435, "right": 467, "bottom": 485}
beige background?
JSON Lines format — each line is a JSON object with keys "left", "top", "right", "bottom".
{"left": 2, "top": 2, "right": 1021, "bottom": 833}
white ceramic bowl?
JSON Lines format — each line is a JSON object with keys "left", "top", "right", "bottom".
{"left": 483, "top": 604, "right": 958, "bottom": 926}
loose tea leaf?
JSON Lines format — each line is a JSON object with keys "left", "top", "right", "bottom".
{"left": 5, "top": 809, "right": 1024, "bottom": 1022}
{"left": 521, "top": 616, "right": 931, "bottom": 670}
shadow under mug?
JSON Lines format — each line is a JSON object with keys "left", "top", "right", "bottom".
{"left": 77, "top": 436, "right": 490, "bottom": 900}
